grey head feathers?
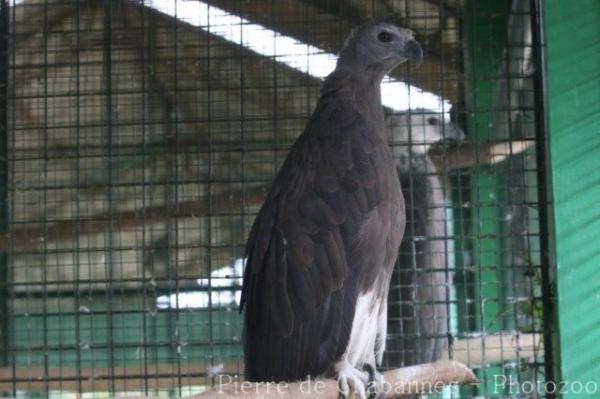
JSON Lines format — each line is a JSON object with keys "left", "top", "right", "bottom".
{"left": 335, "top": 22, "right": 423, "bottom": 79}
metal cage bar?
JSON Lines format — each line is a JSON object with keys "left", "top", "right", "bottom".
{"left": 0, "top": 0, "right": 557, "bottom": 397}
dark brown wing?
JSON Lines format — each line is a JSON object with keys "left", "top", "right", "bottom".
{"left": 241, "top": 97, "right": 385, "bottom": 381}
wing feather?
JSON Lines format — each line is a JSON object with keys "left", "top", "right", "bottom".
{"left": 242, "top": 97, "right": 392, "bottom": 381}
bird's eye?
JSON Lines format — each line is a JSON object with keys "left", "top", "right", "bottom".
{"left": 377, "top": 31, "right": 392, "bottom": 42}
{"left": 426, "top": 117, "right": 439, "bottom": 125}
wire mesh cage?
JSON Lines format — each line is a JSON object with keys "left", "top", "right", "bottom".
{"left": 0, "top": 0, "right": 554, "bottom": 397}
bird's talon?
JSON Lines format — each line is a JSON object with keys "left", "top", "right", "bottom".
{"left": 337, "top": 362, "right": 370, "bottom": 399}
{"left": 362, "top": 363, "right": 385, "bottom": 399}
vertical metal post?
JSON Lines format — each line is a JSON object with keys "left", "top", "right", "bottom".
{"left": 0, "top": 0, "right": 11, "bottom": 367}
{"left": 102, "top": 0, "right": 116, "bottom": 392}
{"left": 530, "top": 0, "right": 559, "bottom": 395}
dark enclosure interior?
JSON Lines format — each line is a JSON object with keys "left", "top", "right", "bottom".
{"left": 0, "top": 0, "right": 554, "bottom": 397}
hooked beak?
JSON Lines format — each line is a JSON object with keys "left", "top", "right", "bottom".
{"left": 443, "top": 124, "right": 465, "bottom": 141}
{"left": 401, "top": 38, "right": 423, "bottom": 66}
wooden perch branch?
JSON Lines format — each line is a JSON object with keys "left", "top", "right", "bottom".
{"left": 0, "top": 139, "right": 533, "bottom": 252}
{"left": 429, "top": 139, "right": 535, "bottom": 172}
{"left": 194, "top": 361, "right": 476, "bottom": 398}
{"left": 445, "top": 333, "right": 543, "bottom": 366}
{"left": 0, "top": 185, "right": 269, "bottom": 251}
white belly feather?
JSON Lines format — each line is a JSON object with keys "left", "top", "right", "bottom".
{"left": 344, "top": 291, "right": 387, "bottom": 367}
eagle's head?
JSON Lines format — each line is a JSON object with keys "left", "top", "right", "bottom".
{"left": 337, "top": 21, "right": 423, "bottom": 76}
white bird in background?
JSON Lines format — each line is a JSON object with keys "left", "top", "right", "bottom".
{"left": 386, "top": 110, "right": 464, "bottom": 368}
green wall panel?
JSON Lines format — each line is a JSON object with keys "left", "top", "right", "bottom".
{"left": 463, "top": 0, "right": 511, "bottom": 335}
{"left": 462, "top": 1, "right": 512, "bottom": 396}
{"left": 545, "top": 0, "right": 600, "bottom": 397}
{"left": 10, "top": 295, "right": 242, "bottom": 369}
